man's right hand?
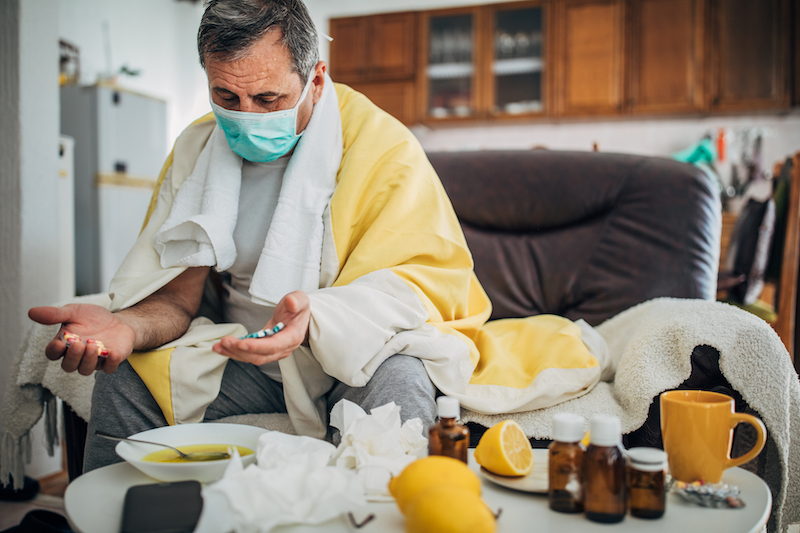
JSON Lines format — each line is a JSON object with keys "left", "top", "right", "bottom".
{"left": 28, "top": 304, "right": 136, "bottom": 375}
{"left": 28, "top": 267, "right": 210, "bottom": 377}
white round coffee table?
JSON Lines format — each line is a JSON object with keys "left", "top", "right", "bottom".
{"left": 65, "top": 450, "right": 771, "bottom": 533}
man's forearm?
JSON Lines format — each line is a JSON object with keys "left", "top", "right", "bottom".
{"left": 114, "top": 295, "right": 193, "bottom": 351}
{"left": 114, "top": 267, "right": 209, "bottom": 351}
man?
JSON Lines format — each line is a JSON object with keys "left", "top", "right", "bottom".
{"left": 30, "top": 0, "right": 604, "bottom": 472}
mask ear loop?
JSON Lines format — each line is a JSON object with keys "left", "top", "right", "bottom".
{"left": 300, "top": 32, "right": 331, "bottom": 111}
{"left": 292, "top": 71, "right": 318, "bottom": 134}
{"left": 296, "top": 73, "right": 315, "bottom": 107}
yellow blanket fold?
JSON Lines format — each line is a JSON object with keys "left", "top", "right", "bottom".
{"left": 326, "top": 85, "right": 600, "bottom": 396}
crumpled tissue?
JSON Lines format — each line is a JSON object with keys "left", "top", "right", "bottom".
{"left": 329, "top": 399, "right": 428, "bottom": 501}
{"left": 195, "top": 431, "right": 365, "bottom": 533}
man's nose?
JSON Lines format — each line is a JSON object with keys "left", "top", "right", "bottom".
{"left": 238, "top": 99, "right": 259, "bottom": 113}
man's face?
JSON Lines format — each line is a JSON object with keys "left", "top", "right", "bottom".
{"left": 205, "top": 29, "right": 324, "bottom": 134}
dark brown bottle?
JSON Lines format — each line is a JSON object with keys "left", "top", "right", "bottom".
{"left": 583, "top": 414, "right": 626, "bottom": 523}
{"left": 428, "top": 396, "right": 469, "bottom": 464}
{"left": 548, "top": 413, "right": 585, "bottom": 513}
{"left": 627, "top": 447, "right": 667, "bottom": 519}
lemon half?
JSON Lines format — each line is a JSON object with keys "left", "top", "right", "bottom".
{"left": 474, "top": 419, "right": 534, "bottom": 476}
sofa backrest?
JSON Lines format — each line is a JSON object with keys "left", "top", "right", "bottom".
{"left": 427, "top": 150, "right": 721, "bottom": 326}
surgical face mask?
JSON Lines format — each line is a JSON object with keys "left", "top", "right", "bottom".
{"left": 210, "top": 75, "right": 314, "bottom": 163}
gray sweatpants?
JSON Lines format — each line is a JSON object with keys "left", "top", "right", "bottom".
{"left": 83, "top": 354, "right": 437, "bottom": 472}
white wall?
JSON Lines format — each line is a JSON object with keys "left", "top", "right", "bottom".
{"left": 0, "top": 0, "right": 209, "bottom": 483}
{"left": 1, "top": 0, "right": 63, "bottom": 478}
{"left": 59, "top": 0, "right": 208, "bottom": 149}
{"left": 412, "top": 113, "right": 800, "bottom": 171}
{"left": 305, "top": 0, "right": 800, "bottom": 170}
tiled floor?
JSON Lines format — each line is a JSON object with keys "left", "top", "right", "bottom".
{"left": 0, "top": 471, "right": 69, "bottom": 531}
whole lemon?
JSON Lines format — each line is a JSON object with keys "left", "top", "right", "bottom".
{"left": 404, "top": 485, "right": 496, "bottom": 533}
{"left": 474, "top": 419, "right": 534, "bottom": 476}
{"left": 388, "top": 456, "right": 481, "bottom": 515}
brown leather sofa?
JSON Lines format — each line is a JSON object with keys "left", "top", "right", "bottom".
{"left": 427, "top": 149, "right": 720, "bottom": 325}
{"left": 65, "top": 149, "right": 728, "bottom": 475}
{"left": 427, "top": 149, "right": 741, "bottom": 449}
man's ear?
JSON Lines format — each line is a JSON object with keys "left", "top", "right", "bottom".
{"left": 311, "top": 61, "right": 327, "bottom": 104}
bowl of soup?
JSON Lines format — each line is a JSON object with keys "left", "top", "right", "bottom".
{"left": 114, "top": 423, "right": 268, "bottom": 483}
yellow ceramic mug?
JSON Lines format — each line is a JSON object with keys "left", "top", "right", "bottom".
{"left": 660, "top": 390, "right": 766, "bottom": 483}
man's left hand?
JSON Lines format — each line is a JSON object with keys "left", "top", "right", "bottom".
{"left": 212, "top": 290, "right": 310, "bottom": 364}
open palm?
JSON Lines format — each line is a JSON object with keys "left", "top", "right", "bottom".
{"left": 29, "top": 303, "right": 136, "bottom": 375}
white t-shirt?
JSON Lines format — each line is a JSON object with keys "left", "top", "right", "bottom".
{"left": 222, "top": 157, "right": 289, "bottom": 381}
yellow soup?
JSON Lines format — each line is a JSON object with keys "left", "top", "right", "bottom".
{"left": 142, "top": 444, "right": 254, "bottom": 463}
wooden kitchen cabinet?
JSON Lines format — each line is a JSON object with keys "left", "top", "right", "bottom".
{"left": 329, "top": 12, "right": 417, "bottom": 83}
{"left": 793, "top": 0, "right": 800, "bottom": 106}
{"left": 348, "top": 81, "right": 417, "bottom": 125}
{"left": 418, "top": 7, "right": 482, "bottom": 121}
{"left": 485, "top": 1, "right": 549, "bottom": 118}
{"left": 368, "top": 13, "right": 417, "bottom": 80}
{"left": 628, "top": 0, "right": 706, "bottom": 114}
{"left": 328, "top": 17, "right": 367, "bottom": 82}
{"left": 708, "top": 0, "right": 790, "bottom": 111}
{"left": 329, "top": 0, "right": 798, "bottom": 125}
{"left": 418, "top": 2, "right": 549, "bottom": 122}
{"left": 553, "top": 0, "right": 626, "bottom": 115}
{"left": 330, "top": 12, "right": 417, "bottom": 124}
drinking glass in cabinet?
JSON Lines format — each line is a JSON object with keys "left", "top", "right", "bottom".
{"left": 427, "top": 14, "right": 474, "bottom": 118}
{"left": 493, "top": 7, "right": 544, "bottom": 115}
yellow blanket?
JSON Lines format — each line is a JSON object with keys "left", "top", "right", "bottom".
{"left": 114, "top": 83, "right": 602, "bottom": 436}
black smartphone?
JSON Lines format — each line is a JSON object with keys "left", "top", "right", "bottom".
{"left": 120, "top": 480, "right": 203, "bottom": 533}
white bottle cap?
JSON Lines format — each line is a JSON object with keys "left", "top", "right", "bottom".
{"left": 436, "top": 396, "right": 460, "bottom": 419}
{"left": 626, "top": 447, "right": 668, "bottom": 472}
{"left": 552, "top": 413, "right": 586, "bottom": 443}
{"left": 589, "top": 414, "right": 621, "bottom": 447}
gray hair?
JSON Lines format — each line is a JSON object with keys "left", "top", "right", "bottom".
{"left": 198, "top": 0, "right": 319, "bottom": 81}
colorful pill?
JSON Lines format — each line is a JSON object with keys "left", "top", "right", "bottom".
{"left": 240, "top": 322, "right": 285, "bottom": 340}
{"left": 86, "top": 339, "right": 109, "bottom": 357}
{"left": 60, "top": 332, "right": 81, "bottom": 346}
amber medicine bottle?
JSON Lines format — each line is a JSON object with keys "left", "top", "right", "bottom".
{"left": 548, "top": 413, "right": 585, "bottom": 513}
{"left": 627, "top": 447, "right": 667, "bottom": 519}
{"left": 428, "top": 396, "right": 469, "bottom": 464}
{"left": 583, "top": 414, "right": 626, "bottom": 523}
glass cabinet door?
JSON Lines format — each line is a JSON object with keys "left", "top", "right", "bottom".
{"left": 492, "top": 6, "right": 544, "bottom": 115}
{"left": 426, "top": 13, "right": 475, "bottom": 118}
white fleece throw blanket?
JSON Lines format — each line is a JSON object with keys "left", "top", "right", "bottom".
{"left": 461, "top": 297, "right": 800, "bottom": 533}
{"left": 0, "top": 293, "right": 109, "bottom": 490}
{"left": 3, "top": 297, "right": 799, "bottom": 531}
{"left": 152, "top": 73, "right": 342, "bottom": 305}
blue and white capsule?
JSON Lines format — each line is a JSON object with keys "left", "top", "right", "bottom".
{"left": 240, "top": 322, "right": 285, "bottom": 340}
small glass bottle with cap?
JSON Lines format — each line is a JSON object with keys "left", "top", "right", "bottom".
{"left": 583, "top": 414, "right": 627, "bottom": 523}
{"left": 627, "top": 447, "right": 668, "bottom": 519}
{"left": 428, "top": 396, "right": 470, "bottom": 464}
{"left": 548, "top": 413, "right": 585, "bottom": 513}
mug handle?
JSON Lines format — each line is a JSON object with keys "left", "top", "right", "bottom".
{"left": 725, "top": 413, "right": 767, "bottom": 469}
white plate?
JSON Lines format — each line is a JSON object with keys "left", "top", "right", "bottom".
{"left": 479, "top": 448, "right": 549, "bottom": 493}
{"left": 114, "top": 422, "right": 268, "bottom": 483}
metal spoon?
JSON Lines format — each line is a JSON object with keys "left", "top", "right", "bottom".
{"left": 95, "top": 431, "right": 231, "bottom": 462}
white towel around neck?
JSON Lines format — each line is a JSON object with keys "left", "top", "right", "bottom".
{"left": 153, "top": 74, "right": 342, "bottom": 305}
